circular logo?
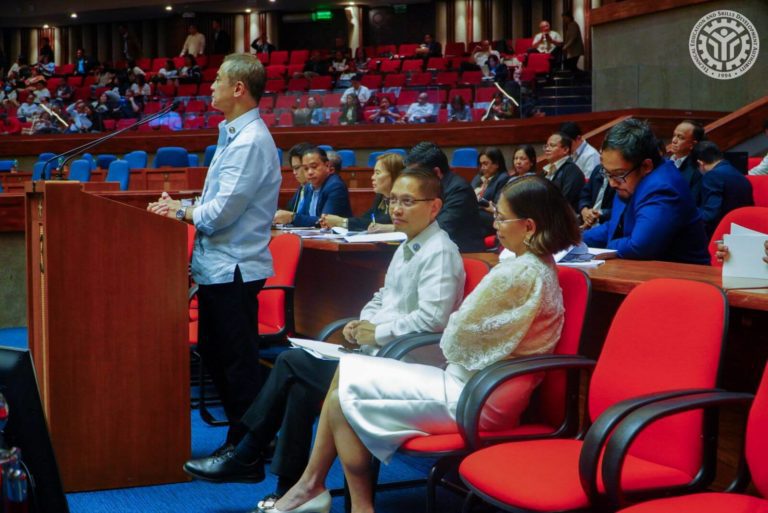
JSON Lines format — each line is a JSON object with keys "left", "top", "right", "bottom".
{"left": 689, "top": 10, "right": 760, "bottom": 80}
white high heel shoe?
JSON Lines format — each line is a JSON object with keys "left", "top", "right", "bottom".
{"left": 253, "top": 489, "right": 331, "bottom": 513}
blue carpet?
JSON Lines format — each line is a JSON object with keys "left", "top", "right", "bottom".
{"left": 66, "top": 407, "right": 440, "bottom": 513}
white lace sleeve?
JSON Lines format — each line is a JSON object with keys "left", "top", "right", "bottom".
{"left": 440, "top": 255, "right": 546, "bottom": 371}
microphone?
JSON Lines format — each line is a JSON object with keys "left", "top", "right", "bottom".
{"left": 44, "top": 100, "right": 183, "bottom": 180}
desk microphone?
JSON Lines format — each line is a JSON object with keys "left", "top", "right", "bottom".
{"left": 44, "top": 100, "right": 182, "bottom": 180}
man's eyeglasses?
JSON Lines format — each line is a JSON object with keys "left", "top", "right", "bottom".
{"left": 389, "top": 196, "right": 436, "bottom": 208}
{"left": 600, "top": 164, "right": 640, "bottom": 184}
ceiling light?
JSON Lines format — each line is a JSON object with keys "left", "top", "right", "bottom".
{"left": 269, "top": 0, "right": 276, "bottom": 3}
{"left": 165, "top": 5, "right": 173, "bottom": 10}
{"left": 43, "top": 24, "right": 50, "bottom": 29}
{"left": 70, "top": 13, "right": 78, "bottom": 18}
{"left": 245, "top": 8, "right": 252, "bottom": 13}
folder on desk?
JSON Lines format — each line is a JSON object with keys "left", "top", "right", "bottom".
{"left": 289, "top": 338, "right": 351, "bottom": 360}
{"left": 722, "top": 224, "right": 768, "bottom": 289}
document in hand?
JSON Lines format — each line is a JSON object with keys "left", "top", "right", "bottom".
{"left": 289, "top": 337, "right": 356, "bottom": 360}
{"left": 722, "top": 223, "right": 768, "bottom": 289}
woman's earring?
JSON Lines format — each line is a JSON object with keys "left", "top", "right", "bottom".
{"left": 523, "top": 237, "right": 532, "bottom": 248}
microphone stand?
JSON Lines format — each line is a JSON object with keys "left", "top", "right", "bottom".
{"left": 44, "top": 100, "right": 181, "bottom": 181}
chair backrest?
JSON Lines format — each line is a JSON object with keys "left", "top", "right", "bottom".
{"left": 747, "top": 175, "right": 768, "bottom": 207}
{"left": 451, "top": 147, "right": 479, "bottom": 168}
{"left": 589, "top": 279, "right": 726, "bottom": 478}
{"left": 123, "top": 150, "right": 148, "bottom": 170}
{"left": 367, "top": 151, "right": 385, "bottom": 167}
{"left": 32, "top": 161, "right": 53, "bottom": 181}
{"left": 188, "top": 154, "right": 200, "bottom": 167}
{"left": 708, "top": 206, "right": 768, "bottom": 266}
{"left": 38, "top": 152, "right": 56, "bottom": 162}
{"left": 203, "top": 145, "right": 217, "bottom": 167}
{"left": 154, "top": 147, "right": 189, "bottom": 168}
{"left": 461, "top": 257, "right": 491, "bottom": 299}
{"left": 258, "top": 233, "right": 303, "bottom": 333}
{"left": 338, "top": 149, "right": 357, "bottom": 168}
{"left": 747, "top": 362, "right": 768, "bottom": 498}
{"left": 68, "top": 159, "right": 92, "bottom": 182}
{"left": 81, "top": 153, "right": 97, "bottom": 170}
{"left": 383, "top": 148, "right": 406, "bottom": 157}
{"left": 106, "top": 160, "right": 130, "bottom": 190}
{"left": 96, "top": 154, "right": 118, "bottom": 170}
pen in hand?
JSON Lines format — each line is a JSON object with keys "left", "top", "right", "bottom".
{"left": 370, "top": 213, "right": 376, "bottom": 226}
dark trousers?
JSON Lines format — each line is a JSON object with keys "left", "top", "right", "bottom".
{"left": 197, "top": 266, "right": 265, "bottom": 444}
{"left": 240, "top": 349, "right": 338, "bottom": 480}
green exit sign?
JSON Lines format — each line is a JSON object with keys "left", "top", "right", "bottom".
{"left": 312, "top": 10, "right": 333, "bottom": 21}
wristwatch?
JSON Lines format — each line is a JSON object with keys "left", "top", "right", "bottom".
{"left": 175, "top": 207, "right": 186, "bottom": 221}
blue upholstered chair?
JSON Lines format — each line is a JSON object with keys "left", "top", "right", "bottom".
{"left": 106, "top": 160, "right": 131, "bottom": 191}
{"left": 450, "top": 147, "right": 478, "bottom": 167}
{"left": 203, "top": 145, "right": 217, "bottom": 166}
{"left": 338, "top": 150, "right": 357, "bottom": 168}
{"left": 81, "top": 153, "right": 97, "bottom": 170}
{"left": 123, "top": 151, "right": 148, "bottom": 170}
{"left": 96, "top": 154, "right": 118, "bottom": 170}
{"left": 32, "top": 161, "right": 53, "bottom": 181}
{"left": 367, "top": 151, "right": 385, "bottom": 168}
{"left": 153, "top": 147, "right": 189, "bottom": 168}
{"left": 68, "top": 159, "right": 92, "bottom": 182}
{"left": 0, "top": 160, "right": 15, "bottom": 172}
{"left": 37, "top": 152, "right": 56, "bottom": 163}
{"left": 318, "top": 144, "right": 334, "bottom": 152}
{"left": 383, "top": 148, "right": 407, "bottom": 157}
{"left": 188, "top": 154, "right": 199, "bottom": 167}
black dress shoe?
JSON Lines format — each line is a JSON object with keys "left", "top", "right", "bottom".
{"left": 183, "top": 447, "right": 265, "bottom": 483}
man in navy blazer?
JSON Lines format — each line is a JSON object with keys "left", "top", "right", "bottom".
{"left": 274, "top": 146, "right": 352, "bottom": 226}
{"left": 669, "top": 120, "right": 705, "bottom": 205}
{"left": 695, "top": 141, "right": 753, "bottom": 236}
{"left": 583, "top": 118, "right": 710, "bottom": 264}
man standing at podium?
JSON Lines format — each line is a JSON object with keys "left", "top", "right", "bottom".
{"left": 148, "top": 53, "right": 281, "bottom": 450}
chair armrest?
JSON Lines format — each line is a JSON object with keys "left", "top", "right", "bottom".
{"left": 317, "top": 317, "right": 358, "bottom": 341}
{"left": 261, "top": 285, "right": 295, "bottom": 292}
{"left": 578, "top": 388, "right": 726, "bottom": 505}
{"left": 377, "top": 332, "right": 442, "bottom": 360}
{"left": 457, "top": 355, "right": 596, "bottom": 450}
{"left": 601, "top": 390, "right": 754, "bottom": 509}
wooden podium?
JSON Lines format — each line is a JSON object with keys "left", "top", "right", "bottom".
{"left": 24, "top": 181, "right": 190, "bottom": 491}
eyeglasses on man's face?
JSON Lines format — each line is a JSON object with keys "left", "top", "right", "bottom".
{"left": 600, "top": 164, "right": 640, "bottom": 184}
{"left": 388, "top": 195, "right": 435, "bottom": 208}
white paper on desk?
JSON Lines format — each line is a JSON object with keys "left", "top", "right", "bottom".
{"left": 273, "top": 225, "right": 317, "bottom": 231}
{"left": 344, "top": 232, "right": 407, "bottom": 243}
{"left": 289, "top": 338, "right": 348, "bottom": 360}
{"left": 722, "top": 228, "right": 768, "bottom": 289}
{"left": 558, "top": 260, "right": 606, "bottom": 269}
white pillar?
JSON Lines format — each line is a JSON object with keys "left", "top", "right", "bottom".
{"left": 236, "top": 14, "right": 248, "bottom": 53}
{"left": 435, "top": 1, "right": 447, "bottom": 50}
{"left": 455, "top": 0, "right": 467, "bottom": 44}
{"left": 29, "top": 31, "right": 38, "bottom": 64}
{"left": 345, "top": 6, "right": 362, "bottom": 53}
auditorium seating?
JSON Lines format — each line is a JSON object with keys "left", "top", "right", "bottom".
{"left": 105, "top": 160, "right": 131, "bottom": 190}
{"left": 451, "top": 147, "right": 478, "bottom": 167}
{"left": 68, "top": 159, "right": 92, "bottom": 182}
{"left": 747, "top": 175, "right": 768, "bottom": 207}
{"left": 337, "top": 149, "right": 357, "bottom": 167}
{"left": 95, "top": 154, "right": 118, "bottom": 169}
{"left": 708, "top": 207, "right": 768, "bottom": 266}
{"left": 124, "top": 150, "right": 148, "bottom": 170}
{"left": 203, "top": 145, "right": 217, "bottom": 167}
{"left": 153, "top": 147, "right": 189, "bottom": 168}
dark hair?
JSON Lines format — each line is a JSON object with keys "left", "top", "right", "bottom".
{"left": 302, "top": 146, "right": 328, "bottom": 162}
{"left": 478, "top": 147, "right": 508, "bottom": 175}
{"left": 559, "top": 121, "right": 582, "bottom": 140}
{"left": 405, "top": 141, "right": 450, "bottom": 176}
{"left": 500, "top": 175, "right": 581, "bottom": 256}
{"left": 288, "top": 142, "right": 314, "bottom": 161}
{"left": 562, "top": 10, "right": 573, "bottom": 19}
{"left": 450, "top": 95, "right": 465, "bottom": 109}
{"left": 602, "top": 118, "right": 662, "bottom": 168}
{"left": 695, "top": 141, "right": 723, "bottom": 164}
{"left": 554, "top": 132, "right": 573, "bottom": 152}
{"left": 515, "top": 145, "right": 537, "bottom": 169}
{"left": 764, "top": 119, "right": 768, "bottom": 131}
{"left": 681, "top": 119, "right": 705, "bottom": 144}
{"left": 397, "top": 166, "right": 442, "bottom": 200}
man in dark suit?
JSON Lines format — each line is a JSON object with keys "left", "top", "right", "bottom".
{"left": 282, "top": 142, "right": 313, "bottom": 213}
{"left": 584, "top": 118, "right": 710, "bottom": 264}
{"left": 695, "top": 141, "right": 754, "bottom": 236}
{"left": 405, "top": 141, "right": 486, "bottom": 252}
{"left": 669, "top": 120, "right": 705, "bottom": 204}
{"left": 578, "top": 163, "right": 615, "bottom": 228}
{"left": 543, "top": 132, "right": 584, "bottom": 213}
{"left": 274, "top": 147, "right": 352, "bottom": 226}
{"left": 211, "top": 19, "right": 232, "bottom": 55}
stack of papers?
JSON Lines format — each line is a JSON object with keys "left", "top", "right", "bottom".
{"left": 289, "top": 338, "right": 360, "bottom": 360}
{"left": 343, "top": 232, "right": 407, "bottom": 243}
{"left": 722, "top": 224, "right": 768, "bottom": 289}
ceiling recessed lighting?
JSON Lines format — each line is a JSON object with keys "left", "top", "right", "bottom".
{"left": 269, "top": 0, "right": 276, "bottom": 3}
{"left": 165, "top": 5, "right": 172, "bottom": 10}
{"left": 245, "top": 8, "right": 252, "bottom": 13}
{"left": 70, "top": 13, "right": 78, "bottom": 18}
{"left": 43, "top": 24, "right": 50, "bottom": 29}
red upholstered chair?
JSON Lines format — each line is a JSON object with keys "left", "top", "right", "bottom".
{"left": 206, "top": 114, "right": 225, "bottom": 127}
{"left": 256, "top": 53, "right": 269, "bottom": 64}
{"left": 611, "top": 362, "right": 768, "bottom": 513}
{"left": 383, "top": 73, "right": 406, "bottom": 88}
{"left": 527, "top": 52, "right": 552, "bottom": 75}
{"left": 308, "top": 75, "right": 333, "bottom": 91}
{"left": 177, "top": 83, "right": 199, "bottom": 97}
{"left": 185, "top": 99, "right": 207, "bottom": 114}
{"left": 435, "top": 71, "right": 459, "bottom": 87}
{"left": 202, "top": 67, "right": 218, "bottom": 82}
{"left": 408, "top": 72, "right": 433, "bottom": 87}
{"left": 269, "top": 50, "right": 289, "bottom": 66}
{"left": 402, "top": 59, "right": 424, "bottom": 73}
{"left": 448, "top": 87, "right": 473, "bottom": 105}
{"left": 266, "top": 79, "right": 287, "bottom": 94}
{"left": 444, "top": 42, "right": 466, "bottom": 58}
{"left": 459, "top": 278, "right": 727, "bottom": 513}
{"left": 287, "top": 77, "right": 309, "bottom": 92}
{"left": 378, "top": 59, "right": 402, "bottom": 74}
{"left": 361, "top": 74, "right": 382, "bottom": 90}
{"left": 427, "top": 57, "right": 448, "bottom": 71}
{"left": 290, "top": 49, "right": 309, "bottom": 65}
{"left": 460, "top": 70, "right": 484, "bottom": 86}
{"left": 365, "top": 266, "right": 591, "bottom": 513}
{"left": 376, "top": 44, "right": 397, "bottom": 57}
{"left": 707, "top": 206, "right": 768, "bottom": 266}
{"left": 748, "top": 157, "right": 763, "bottom": 171}
{"left": 747, "top": 175, "right": 768, "bottom": 207}
{"left": 514, "top": 37, "right": 534, "bottom": 55}
{"left": 398, "top": 44, "right": 419, "bottom": 57}
{"left": 258, "top": 96, "right": 275, "bottom": 112}
{"left": 266, "top": 65, "right": 287, "bottom": 79}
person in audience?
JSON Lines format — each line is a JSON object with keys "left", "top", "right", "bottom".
{"left": 183, "top": 168, "right": 465, "bottom": 510}
{"left": 486, "top": 54, "right": 508, "bottom": 83}
{"left": 118, "top": 25, "right": 142, "bottom": 61}
{"left": 147, "top": 53, "right": 281, "bottom": 449}
{"left": 748, "top": 120, "right": 768, "bottom": 176}
{"left": 531, "top": 20, "right": 563, "bottom": 55}
{"left": 179, "top": 54, "right": 202, "bottom": 83}
{"left": 0, "top": 81, "right": 19, "bottom": 108}
{"left": 578, "top": 164, "right": 615, "bottom": 229}
{"left": 368, "top": 97, "right": 403, "bottom": 124}
{"left": 669, "top": 120, "right": 705, "bottom": 204}
{"left": 473, "top": 147, "right": 511, "bottom": 236}
{"left": 695, "top": 141, "right": 754, "bottom": 236}
{"left": 270, "top": 175, "right": 579, "bottom": 513}
{"left": 180, "top": 24, "right": 206, "bottom": 57}
{"left": 512, "top": 145, "right": 538, "bottom": 176}
{"left": 0, "top": 112, "right": 22, "bottom": 135}
{"left": 340, "top": 74, "right": 371, "bottom": 107}
{"left": 156, "top": 59, "right": 179, "bottom": 83}
{"left": 328, "top": 50, "right": 350, "bottom": 79}
{"left": 16, "top": 95, "right": 41, "bottom": 122}
{"left": 321, "top": 152, "right": 404, "bottom": 233}
{"left": 211, "top": 19, "right": 232, "bottom": 55}
{"left": 352, "top": 48, "right": 371, "bottom": 73}
{"left": 38, "top": 38, "right": 54, "bottom": 64}
{"left": 273, "top": 147, "right": 352, "bottom": 226}
{"left": 583, "top": 118, "right": 710, "bottom": 264}
{"left": 561, "top": 11, "right": 584, "bottom": 73}
{"left": 251, "top": 35, "right": 276, "bottom": 55}
{"left": 32, "top": 110, "right": 58, "bottom": 134}
{"left": 404, "top": 92, "right": 434, "bottom": 124}
{"left": 300, "top": 50, "right": 328, "bottom": 79}
{"left": 65, "top": 100, "right": 93, "bottom": 133}
{"left": 447, "top": 95, "right": 472, "bottom": 122}
{"left": 484, "top": 91, "right": 515, "bottom": 120}
{"left": 117, "top": 89, "right": 142, "bottom": 119}
{"left": 291, "top": 95, "right": 325, "bottom": 126}
{"left": 23, "top": 68, "right": 46, "bottom": 89}
{"left": 36, "top": 54, "right": 55, "bottom": 78}
{"left": 559, "top": 121, "right": 600, "bottom": 179}
{"left": 405, "top": 141, "right": 486, "bottom": 252}
{"left": 32, "top": 81, "right": 50, "bottom": 103}
{"left": 716, "top": 240, "right": 768, "bottom": 264}
{"left": 331, "top": 36, "right": 351, "bottom": 60}
{"left": 543, "top": 132, "right": 584, "bottom": 212}
{"left": 464, "top": 40, "right": 500, "bottom": 73}
{"left": 7, "top": 55, "right": 30, "bottom": 80}
{"left": 415, "top": 33, "right": 442, "bottom": 59}
{"left": 131, "top": 73, "right": 151, "bottom": 98}
{"left": 73, "top": 48, "right": 97, "bottom": 76}
{"left": 283, "top": 142, "right": 314, "bottom": 214}
{"left": 339, "top": 93, "right": 361, "bottom": 125}
{"left": 53, "top": 76, "right": 73, "bottom": 106}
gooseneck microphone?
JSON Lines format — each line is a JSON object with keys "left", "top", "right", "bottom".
{"left": 43, "top": 100, "right": 182, "bottom": 180}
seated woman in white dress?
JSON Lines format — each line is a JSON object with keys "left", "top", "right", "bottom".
{"left": 262, "top": 175, "right": 581, "bottom": 513}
